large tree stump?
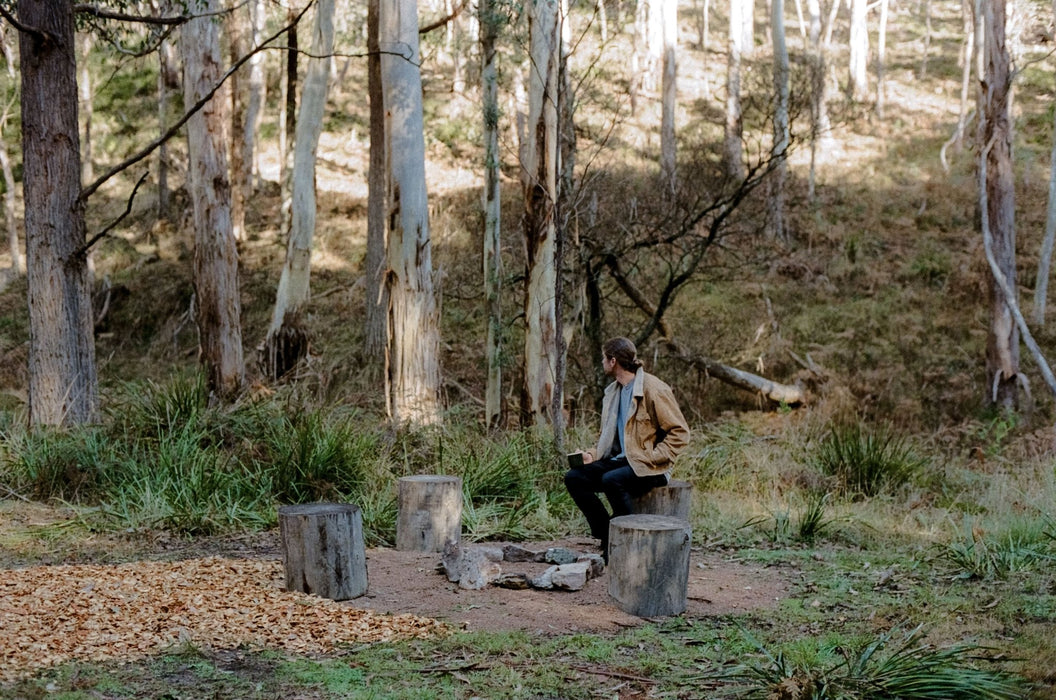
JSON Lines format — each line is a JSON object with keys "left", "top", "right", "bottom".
{"left": 608, "top": 514, "right": 691, "bottom": 617}
{"left": 279, "top": 503, "right": 368, "bottom": 601}
{"left": 396, "top": 475, "right": 462, "bottom": 552}
{"left": 632, "top": 479, "right": 693, "bottom": 521}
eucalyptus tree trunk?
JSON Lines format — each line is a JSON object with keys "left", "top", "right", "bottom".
{"left": 660, "top": 0, "right": 678, "bottom": 193}
{"left": 18, "top": 0, "right": 98, "bottom": 425}
{"left": 364, "top": 0, "right": 389, "bottom": 359}
{"left": 769, "top": 0, "right": 789, "bottom": 239}
{"left": 521, "top": 0, "right": 561, "bottom": 430}
{"left": 264, "top": 0, "right": 335, "bottom": 380}
{"left": 806, "top": 0, "right": 832, "bottom": 201}
{"left": 725, "top": 0, "right": 746, "bottom": 179}
{"left": 481, "top": 0, "right": 504, "bottom": 429}
{"left": 875, "top": 0, "right": 888, "bottom": 118}
{"left": 978, "top": 0, "right": 1018, "bottom": 410}
{"left": 0, "top": 138, "right": 18, "bottom": 275}
{"left": 848, "top": 0, "right": 869, "bottom": 101}
{"left": 279, "top": 9, "right": 298, "bottom": 242}
{"left": 181, "top": 0, "right": 245, "bottom": 398}
{"left": 741, "top": 0, "right": 755, "bottom": 57}
{"left": 227, "top": 4, "right": 247, "bottom": 242}
{"left": 244, "top": 0, "right": 267, "bottom": 189}
{"left": 1033, "top": 0, "right": 1056, "bottom": 326}
{"left": 380, "top": 0, "right": 442, "bottom": 425}
{"left": 78, "top": 32, "right": 93, "bottom": 185}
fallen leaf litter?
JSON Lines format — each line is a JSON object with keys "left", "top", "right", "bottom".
{"left": 0, "top": 556, "right": 447, "bottom": 683}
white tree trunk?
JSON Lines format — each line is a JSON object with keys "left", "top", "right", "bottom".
{"left": 875, "top": 0, "right": 888, "bottom": 118}
{"left": 381, "top": 0, "right": 442, "bottom": 425}
{"left": 19, "top": 0, "right": 98, "bottom": 426}
{"left": 1033, "top": 0, "right": 1056, "bottom": 326}
{"left": 725, "top": 0, "right": 745, "bottom": 179}
{"left": 244, "top": 0, "right": 267, "bottom": 189}
{"left": 660, "top": 0, "right": 678, "bottom": 192}
{"left": 78, "top": 32, "right": 93, "bottom": 185}
{"left": 481, "top": 0, "right": 504, "bottom": 429}
{"left": 0, "top": 138, "right": 20, "bottom": 275}
{"left": 227, "top": 3, "right": 247, "bottom": 243}
{"left": 978, "top": 0, "right": 1018, "bottom": 409}
{"left": 521, "top": 0, "right": 561, "bottom": 429}
{"left": 181, "top": 0, "right": 245, "bottom": 398}
{"left": 769, "top": 0, "right": 789, "bottom": 239}
{"left": 848, "top": 0, "right": 869, "bottom": 101}
{"left": 264, "top": 0, "right": 335, "bottom": 379}
{"left": 741, "top": 0, "right": 756, "bottom": 57}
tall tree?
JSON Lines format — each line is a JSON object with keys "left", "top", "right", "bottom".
{"left": 16, "top": 0, "right": 98, "bottom": 425}
{"left": 521, "top": 0, "right": 561, "bottom": 429}
{"left": 0, "top": 24, "right": 17, "bottom": 276}
{"left": 364, "top": 0, "right": 388, "bottom": 359}
{"left": 1034, "top": 0, "right": 1056, "bottom": 326}
{"left": 660, "top": 0, "right": 678, "bottom": 192}
{"left": 181, "top": 0, "right": 245, "bottom": 398}
{"left": 848, "top": 0, "right": 868, "bottom": 101}
{"left": 380, "top": 0, "right": 442, "bottom": 425}
{"left": 263, "top": 0, "right": 335, "bottom": 380}
{"left": 243, "top": 0, "right": 268, "bottom": 191}
{"left": 725, "top": 0, "right": 746, "bottom": 179}
{"left": 875, "top": 0, "right": 888, "bottom": 118}
{"left": 481, "top": 0, "right": 504, "bottom": 429}
{"left": 769, "top": 0, "right": 789, "bottom": 239}
{"left": 227, "top": 2, "right": 247, "bottom": 242}
{"left": 978, "top": 0, "right": 1018, "bottom": 410}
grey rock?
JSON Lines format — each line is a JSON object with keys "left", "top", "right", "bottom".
{"left": 577, "top": 553, "right": 605, "bottom": 579}
{"left": 529, "top": 565, "right": 557, "bottom": 590}
{"left": 551, "top": 561, "right": 590, "bottom": 591}
{"left": 544, "top": 547, "right": 578, "bottom": 565}
{"left": 502, "top": 544, "right": 541, "bottom": 562}
{"left": 442, "top": 543, "right": 503, "bottom": 589}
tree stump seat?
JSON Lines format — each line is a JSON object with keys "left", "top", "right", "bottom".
{"left": 278, "top": 502, "right": 368, "bottom": 601}
{"left": 607, "top": 514, "right": 692, "bottom": 617}
{"left": 396, "top": 475, "right": 463, "bottom": 552}
{"left": 632, "top": 479, "right": 693, "bottom": 521}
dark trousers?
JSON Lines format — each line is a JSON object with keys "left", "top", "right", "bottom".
{"left": 564, "top": 456, "right": 667, "bottom": 545}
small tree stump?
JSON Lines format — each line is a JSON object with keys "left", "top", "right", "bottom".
{"left": 279, "top": 503, "right": 368, "bottom": 601}
{"left": 608, "top": 514, "right": 691, "bottom": 617}
{"left": 632, "top": 479, "right": 693, "bottom": 521}
{"left": 396, "top": 475, "right": 462, "bottom": 552}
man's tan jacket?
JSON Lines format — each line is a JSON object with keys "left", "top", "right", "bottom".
{"left": 594, "top": 368, "right": 690, "bottom": 479}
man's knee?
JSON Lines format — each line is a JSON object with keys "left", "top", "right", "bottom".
{"left": 564, "top": 469, "right": 586, "bottom": 490}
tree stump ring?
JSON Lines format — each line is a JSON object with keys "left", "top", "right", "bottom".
{"left": 608, "top": 514, "right": 691, "bottom": 617}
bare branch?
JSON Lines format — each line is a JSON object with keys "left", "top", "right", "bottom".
{"left": 77, "top": 171, "right": 149, "bottom": 258}
{"left": 73, "top": 4, "right": 190, "bottom": 25}
{"left": 419, "top": 0, "right": 469, "bottom": 34}
{"left": 0, "top": 4, "right": 52, "bottom": 45}
{"left": 79, "top": 0, "right": 315, "bottom": 202}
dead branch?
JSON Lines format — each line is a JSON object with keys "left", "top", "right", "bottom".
{"left": 77, "top": 171, "right": 148, "bottom": 258}
{"left": 419, "top": 0, "right": 469, "bottom": 35}
{"left": 665, "top": 339, "right": 805, "bottom": 405}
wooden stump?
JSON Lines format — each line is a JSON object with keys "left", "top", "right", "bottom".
{"left": 279, "top": 503, "right": 368, "bottom": 601}
{"left": 607, "top": 514, "right": 691, "bottom": 617}
{"left": 396, "top": 475, "right": 462, "bottom": 552}
{"left": 632, "top": 479, "right": 693, "bottom": 521}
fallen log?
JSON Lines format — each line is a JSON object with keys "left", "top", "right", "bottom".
{"left": 664, "top": 340, "right": 806, "bottom": 406}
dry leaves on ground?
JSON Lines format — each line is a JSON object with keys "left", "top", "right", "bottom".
{"left": 0, "top": 556, "right": 446, "bottom": 683}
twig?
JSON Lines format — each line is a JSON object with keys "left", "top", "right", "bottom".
{"left": 79, "top": 0, "right": 315, "bottom": 202}
{"left": 1, "top": 482, "right": 31, "bottom": 503}
{"left": 419, "top": 0, "right": 469, "bottom": 35}
{"left": 77, "top": 171, "right": 149, "bottom": 258}
{"left": 72, "top": 4, "right": 193, "bottom": 25}
{"left": 569, "top": 664, "right": 659, "bottom": 684}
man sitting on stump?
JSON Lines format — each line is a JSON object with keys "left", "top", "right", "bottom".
{"left": 566, "top": 337, "right": 690, "bottom": 562}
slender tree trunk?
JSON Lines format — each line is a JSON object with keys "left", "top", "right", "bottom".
{"left": 364, "top": 0, "right": 389, "bottom": 358}
{"left": 264, "top": 0, "right": 335, "bottom": 380}
{"left": 742, "top": 0, "right": 755, "bottom": 57}
{"left": 920, "top": 0, "right": 932, "bottom": 77}
{"left": 244, "top": 0, "right": 267, "bottom": 189}
{"left": 181, "top": 0, "right": 245, "bottom": 398}
{"left": 481, "top": 0, "right": 504, "bottom": 429}
{"left": 19, "top": 0, "right": 98, "bottom": 426}
{"left": 0, "top": 139, "right": 19, "bottom": 275}
{"left": 78, "top": 32, "right": 93, "bottom": 185}
{"left": 876, "top": 0, "right": 888, "bottom": 118}
{"left": 848, "top": 0, "right": 869, "bottom": 101}
{"left": 725, "top": 0, "right": 746, "bottom": 179}
{"left": 770, "top": 0, "right": 789, "bottom": 239}
{"left": 279, "top": 9, "right": 298, "bottom": 241}
{"left": 380, "top": 0, "right": 442, "bottom": 425}
{"left": 521, "top": 0, "right": 561, "bottom": 429}
{"left": 228, "top": 3, "right": 247, "bottom": 242}
{"left": 660, "top": 0, "right": 678, "bottom": 193}
{"left": 1033, "top": 0, "right": 1056, "bottom": 326}
{"left": 978, "top": 0, "right": 1018, "bottom": 410}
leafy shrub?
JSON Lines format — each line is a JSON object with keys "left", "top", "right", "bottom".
{"left": 814, "top": 423, "right": 926, "bottom": 498}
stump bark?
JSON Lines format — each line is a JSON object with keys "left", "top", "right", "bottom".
{"left": 632, "top": 479, "right": 693, "bottom": 521}
{"left": 396, "top": 475, "right": 462, "bottom": 552}
{"left": 279, "top": 502, "right": 368, "bottom": 601}
{"left": 608, "top": 514, "right": 691, "bottom": 617}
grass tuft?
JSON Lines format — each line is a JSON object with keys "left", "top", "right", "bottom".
{"left": 814, "top": 423, "right": 926, "bottom": 498}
